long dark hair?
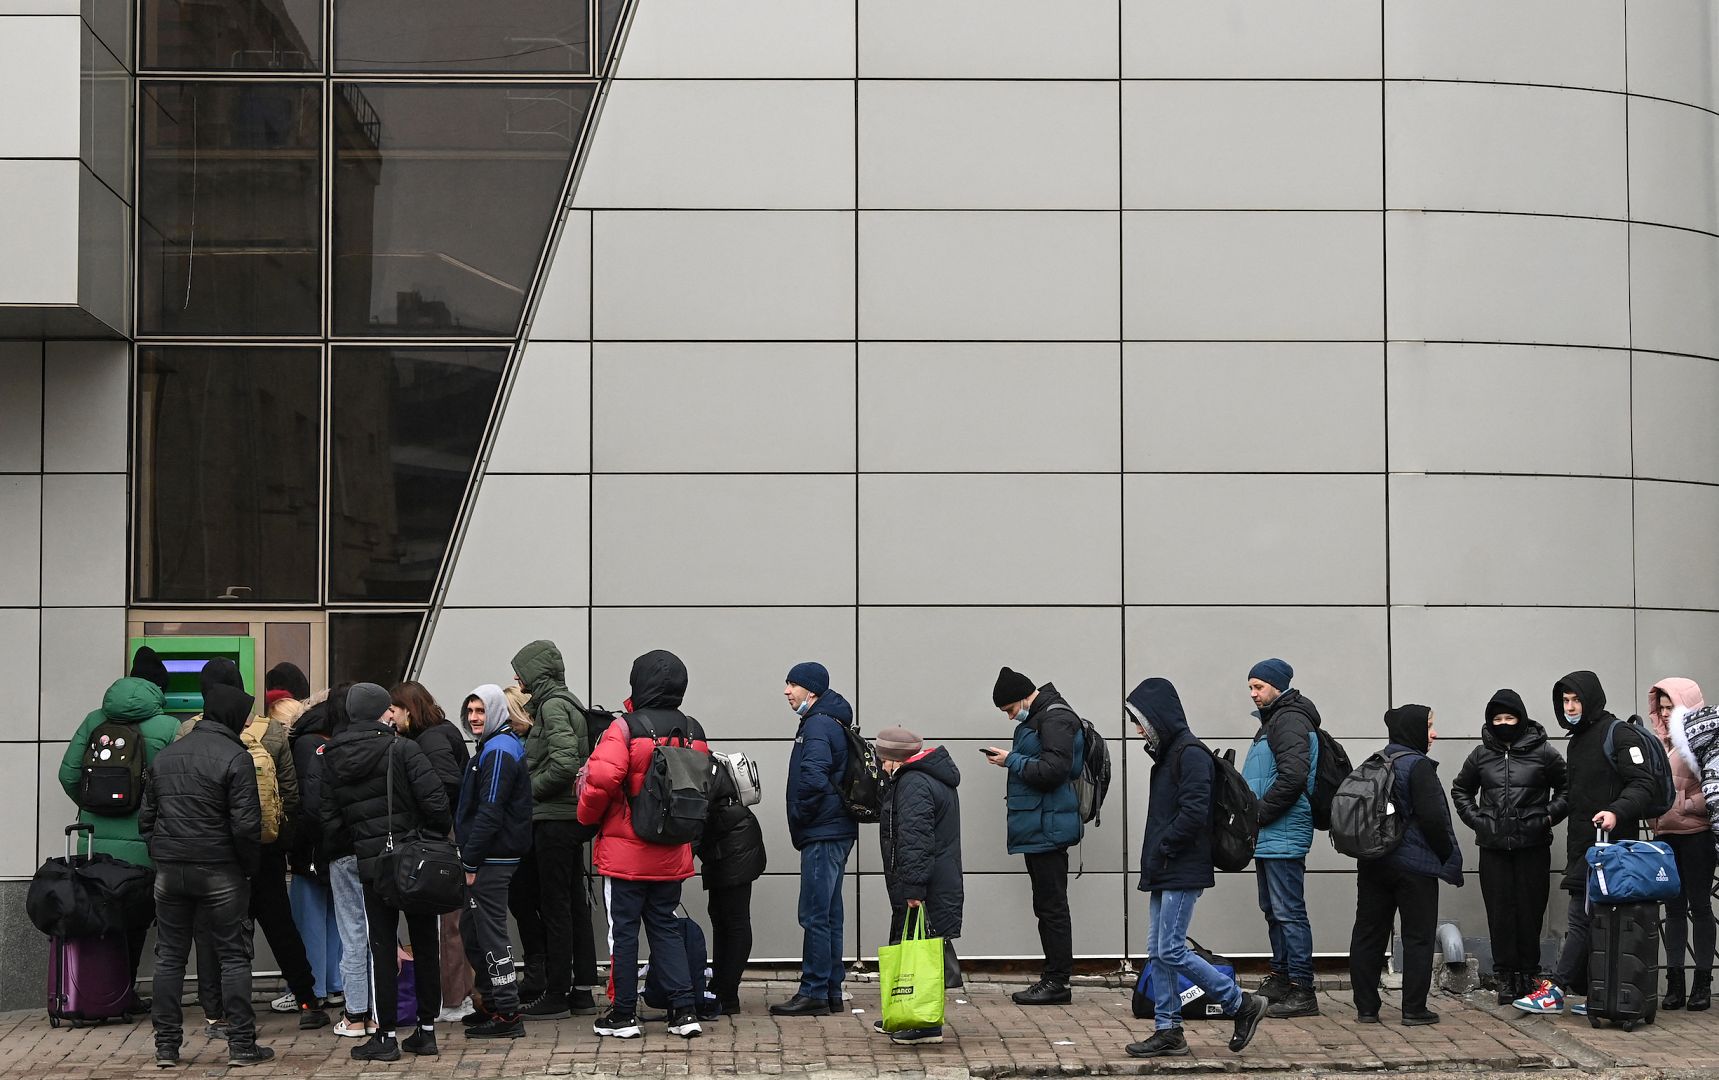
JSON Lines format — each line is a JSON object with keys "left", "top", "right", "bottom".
{"left": 389, "top": 680, "right": 445, "bottom": 736}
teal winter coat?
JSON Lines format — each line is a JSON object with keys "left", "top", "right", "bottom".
{"left": 1004, "top": 686, "right": 1086, "bottom": 855}
{"left": 1240, "top": 690, "right": 1322, "bottom": 860}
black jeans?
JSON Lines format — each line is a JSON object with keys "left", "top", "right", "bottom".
{"left": 1553, "top": 890, "right": 1591, "bottom": 993}
{"left": 364, "top": 887, "right": 440, "bottom": 1032}
{"left": 152, "top": 862, "right": 253, "bottom": 1053}
{"left": 196, "top": 846, "right": 317, "bottom": 1016}
{"left": 1023, "top": 849, "right": 1073, "bottom": 983}
{"left": 508, "top": 847, "right": 546, "bottom": 992}
{"left": 605, "top": 878, "right": 690, "bottom": 1013}
{"left": 1478, "top": 845, "right": 1551, "bottom": 979}
{"left": 1349, "top": 860, "right": 1439, "bottom": 1015}
{"left": 706, "top": 882, "right": 753, "bottom": 1004}
{"left": 534, "top": 819, "right": 600, "bottom": 992}
{"left": 1662, "top": 831, "right": 1717, "bottom": 976}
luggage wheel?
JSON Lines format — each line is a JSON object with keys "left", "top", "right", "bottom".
{"left": 1621, "top": 1019, "right": 1643, "bottom": 1032}
{"left": 47, "top": 1016, "right": 59, "bottom": 1030}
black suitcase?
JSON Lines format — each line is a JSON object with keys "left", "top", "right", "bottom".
{"left": 1587, "top": 901, "right": 1659, "bottom": 1029}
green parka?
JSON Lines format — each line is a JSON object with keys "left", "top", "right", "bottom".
{"left": 58, "top": 678, "right": 180, "bottom": 868}
{"left": 512, "top": 640, "right": 589, "bottom": 822}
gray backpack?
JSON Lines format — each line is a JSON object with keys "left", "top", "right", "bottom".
{"left": 1328, "top": 751, "right": 1412, "bottom": 860}
{"left": 626, "top": 714, "right": 713, "bottom": 846}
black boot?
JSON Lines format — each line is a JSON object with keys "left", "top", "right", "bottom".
{"left": 1689, "top": 972, "right": 1711, "bottom": 1012}
{"left": 1496, "top": 972, "right": 1517, "bottom": 1007}
{"left": 1665, "top": 968, "right": 1688, "bottom": 1011}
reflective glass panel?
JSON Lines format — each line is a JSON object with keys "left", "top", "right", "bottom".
{"left": 138, "top": 82, "right": 322, "bottom": 336}
{"left": 329, "top": 612, "right": 423, "bottom": 689}
{"left": 335, "top": 0, "right": 591, "bottom": 73}
{"left": 328, "top": 347, "right": 506, "bottom": 602}
{"left": 598, "top": 0, "right": 625, "bottom": 71}
{"left": 332, "top": 83, "right": 590, "bottom": 337}
{"left": 135, "top": 347, "right": 321, "bottom": 603}
{"left": 141, "top": 0, "right": 322, "bottom": 72}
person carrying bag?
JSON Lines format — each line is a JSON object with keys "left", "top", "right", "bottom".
{"left": 878, "top": 908, "right": 944, "bottom": 1037}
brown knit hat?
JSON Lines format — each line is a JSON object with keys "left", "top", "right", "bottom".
{"left": 874, "top": 726, "right": 923, "bottom": 762}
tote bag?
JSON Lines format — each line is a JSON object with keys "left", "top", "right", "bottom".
{"left": 878, "top": 908, "right": 945, "bottom": 1032}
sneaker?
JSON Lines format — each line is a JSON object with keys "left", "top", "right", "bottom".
{"left": 402, "top": 1028, "right": 438, "bottom": 1056}
{"left": 667, "top": 1007, "right": 703, "bottom": 1039}
{"left": 1228, "top": 992, "right": 1267, "bottom": 1053}
{"left": 153, "top": 1050, "right": 178, "bottom": 1069}
{"left": 227, "top": 1045, "right": 275, "bottom": 1068}
{"left": 351, "top": 1034, "right": 400, "bottom": 1062}
{"left": 1265, "top": 984, "right": 1319, "bottom": 1018}
{"left": 568, "top": 988, "right": 599, "bottom": 1016}
{"left": 465, "top": 1014, "right": 525, "bottom": 1039}
{"left": 461, "top": 1007, "right": 497, "bottom": 1027}
{"left": 437, "top": 996, "right": 475, "bottom": 1023}
{"left": 334, "top": 1014, "right": 377, "bottom": 1038}
{"left": 298, "top": 1003, "right": 330, "bottom": 1030}
{"left": 594, "top": 1008, "right": 642, "bottom": 1039}
{"left": 890, "top": 1026, "right": 943, "bottom": 1045}
{"left": 1569, "top": 1000, "right": 1588, "bottom": 1016}
{"left": 326, "top": 991, "right": 345, "bottom": 1008}
{"left": 522, "top": 991, "right": 572, "bottom": 1021}
{"left": 269, "top": 991, "right": 298, "bottom": 1014}
{"left": 1126, "top": 1028, "right": 1190, "bottom": 1058}
{"left": 1256, "top": 972, "right": 1291, "bottom": 1001}
{"left": 1010, "top": 979, "right": 1072, "bottom": 1006}
{"left": 1402, "top": 1008, "right": 1441, "bottom": 1026}
{"left": 1512, "top": 980, "right": 1566, "bottom": 1015}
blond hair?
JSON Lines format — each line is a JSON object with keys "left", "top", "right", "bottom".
{"left": 269, "top": 697, "right": 307, "bottom": 728}
{"left": 503, "top": 685, "right": 533, "bottom": 735}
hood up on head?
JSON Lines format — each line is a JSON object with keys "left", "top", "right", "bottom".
{"left": 202, "top": 682, "right": 253, "bottom": 734}
{"left": 473, "top": 683, "right": 510, "bottom": 739}
{"left": 511, "top": 639, "right": 565, "bottom": 696}
{"left": 1125, "top": 677, "right": 1191, "bottom": 757}
{"left": 1652, "top": 677, "right": 1706, "bottom": 714}
{"left": 265, "top": 661, "right": 311, "bottom": 701}
{"left": 897, "top": 744, "right": 961, "bottom": 787}
{"left": 1652, "top": 678, "right": 1707, "bottom": 776}
{"left": 1385, "top": 703, "right": 1432, "bottom": 753}
{"left": 129, "top": 647, "right": 171, "bottom": 693}
{"left": 1553, "top": 670, "right": 1607, "bottom": 732}
{"left": 102, "top": 676, "right": 167, "bottom": 723}
{"left": 629, "top": 650, "right": 688, "bottom": 711}
{"left": 199, "top": 658, "right": 246, "bottom": 698}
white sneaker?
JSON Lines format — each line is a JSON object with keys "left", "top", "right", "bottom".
{"left": 269, "top": 991, "right": 298, "bottom": 1014}
{"left": 333, "top": 1016, "right": 377, "bottom": 1038}
{"left": 436, "top": 997, "right": 475, "bottom": 1023}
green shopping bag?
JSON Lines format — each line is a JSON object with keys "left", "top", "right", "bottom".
{"left": 878, "top": 907, "right": 945, "bottom": 1032}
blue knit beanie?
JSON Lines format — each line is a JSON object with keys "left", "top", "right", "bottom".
{"left": 786, "top": 661, "right": 830, "bottom": 696}
{"left": 1248, "top": 658, "right": 1293, "bottom": 693}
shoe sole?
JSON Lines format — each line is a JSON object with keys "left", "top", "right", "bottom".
{"left": 1511, "top": 1004, "right": 1562, "bottom": 1014}
{"left": 352, "top": 1050, "right": 401, "bottom": 1062}
{"left": 1265, "top": 1006, "right": 1319, "bottom": 1018}
{"left": 768, "top": 1009, "right": 831, "bottom": 1017}
{"left": 268, "top": 1000, "right": 297, "bottom": 1014}
{"left": 1125, "top": 1046, "right": 1190, "bottom": 1058}
{"left": 891, "top": 1036, "right": 943, "bottom": 1045}
{"left": 465, "top": 1030, "right": 525, "bottom": 1040}
{"left": 524, "top": 1010, "right": 571, "bottom": 1020}
{"left": 595, "top": 1026, "right": 642, "bottom": 1039}
{"left": 154, "top": 1060, "right": 177, "bottom": 1070}
{"left": 1011, "top": 997, "right": 1072, "bottom": 1006}
{"left": 227, "top": 1056, "right": 274, "bottom": 1068}
{"left": 333, "top": 1025, "right": 378, "bottom": 1038}
{"left": 1402, "top": 1016, "right": 1441, "bottom": 1027}
{"left": 668, "top": 1025, "right": 702, "bottom": 1038}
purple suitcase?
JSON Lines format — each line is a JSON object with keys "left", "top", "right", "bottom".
{"left": 47, "top": 825, "right": 137, "bottom": 1027}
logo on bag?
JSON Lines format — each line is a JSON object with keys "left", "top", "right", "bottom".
{"left": 1657, "top": 867, "right": 1670, "bottom": 882}
{"left": 891, "top": 984, "right": 915, "bottom": 997}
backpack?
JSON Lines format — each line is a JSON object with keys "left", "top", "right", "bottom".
{"left": 1328, "top": 751, "right": 1411, "bottom": 860}
{"left": 639, "top": 915, "right": 721, "bottom": 1019}
{"left": 1209, "top": 748, "right": 1259, "bottom": 872}
{"left": 241, "top": 718, "right": 282, "bottom": 845}
{"left": 1602, "top": 715, "right": 1677, "bottom": 819}
{"left": 1047, "top": 703, "right": 1111, "bottom": 826}
{"left": 625, "top": 713, "right": 713, "bottom": 845}
{"left": 76, "top": 720, "right": 147, "bottom": 816}
{"left": 838, "top": 722, "right": 885, "bottom": 823}
{"left": 537, "top": 686, "right": 614, "bottom": 753}
{"left": 1309, "top": 727, "right": 1353, "bottom": 831}
{"left": 710, "top": 750, "right": 762, "bottom": 808}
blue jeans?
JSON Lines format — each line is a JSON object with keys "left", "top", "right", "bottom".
{"left": 797, "top": 838, "right": 853, "bottom": 1000}
{"left": 603, "top": 878, "right": 690, "bottom": 1013}
{"left": 1149, "top": 889, "right": 1242, "bottom": 1030}
{"left": 1255, "top": 858, "right": 1313, "bottom": 986}
{"left": 329, "top": 856, "right": 371, "bottom": 1014}
{"left": 290, "top": 875, "right": 343, "bottom": 1000}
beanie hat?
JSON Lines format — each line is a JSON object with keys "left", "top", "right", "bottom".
{"left": 346, "top": 682, "right": 392, "bottom": 729}
{"left": 786, "top": 661, "right": 830, "bottom": 697}
{"left": 129, "top": 646, "right": 171, "bottom": 693}
{"left": 875, "top": 726, "right": 923, "bottom": 762}
{"left": 1248, "top": 658, "right": 1293, "bottom": 693}
{"left": 265, "top": 661, "right": 311, "bottom": 701}
{"left": 993, "top": 666, "right": 1036, "bottom": 708}
{"left": 264, "top": 688, "right": 296, "bottom": 712}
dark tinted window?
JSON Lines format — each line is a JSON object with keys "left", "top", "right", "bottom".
{"left": 138, "top": 82, "right": 322, "bottom": 336}
{"left": 141, "top": 0, "right": 322, "bottom": 71}
{"left": 332, "top": 83, "right": 590, "bottom": 337}
{"left": 328, "top": 347, "right": 506, "bottom": 602}
{"left": 135, "top": 347, "right": 321, "bottom": 603}
{"left": 335, "top": 0, "right": 590, "bottom": 73}
{"left": 329, "top": 612, "right": 423, "bottom": 689}
{"left": 598, "top": 0, "right": 626, "bottom": 72}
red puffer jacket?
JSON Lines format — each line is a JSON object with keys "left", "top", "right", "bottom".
{"left": 576, "top": 650, "right": 710, "bottom": 881}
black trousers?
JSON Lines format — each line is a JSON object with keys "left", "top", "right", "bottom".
{"left": 196, "top": 846, "right": 317, "bottom": 1016}
{"left": 534, "top": 819, "right": 600, "bottom": 992}
{"left": 1662, "top": 831, "right": 1717, "bottom": 976}
{"left": 364, "top": 887, "right": 440, "bottom": 1032}
{"left": 1553, "top": 891, "right": 1590, "bottom": 992}
{"left": 1478, "top": 845, "right": 1551, "bottom": 979}
{"left": 153, "top": 862, "right": 253, "bottom": 1053}
{"left": 1023, "top": 849, "right": 1073, "bottom": 982}
{"left": 706, "top": 882, "right": 753, "bottom": 1004}
{"left": 1349, "top": 860, "right": 1439, "bottom": 1015}
{"left": 507, "top": 847, "right": 546, "bottom": 994}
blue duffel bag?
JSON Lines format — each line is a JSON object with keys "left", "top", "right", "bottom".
{"left": 1586, "top": 829, "right": 1680, "bottom": 905}
{"left": 1131, "top": 939, "right": 1236, "bottom": 1020}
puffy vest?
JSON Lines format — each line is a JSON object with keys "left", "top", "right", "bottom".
{"left": 1241, "top": 724, "right": 1316, "bottom": 859}
{"left": 1005, "top": 720, "right": 1085, "bottom": 855}
{"left": 1380, "top": 745, "right": 1461, "bottom": 882}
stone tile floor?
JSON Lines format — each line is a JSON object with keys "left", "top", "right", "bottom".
{"left": 3, "top": 981, "right": 1716, "bottom": 1078}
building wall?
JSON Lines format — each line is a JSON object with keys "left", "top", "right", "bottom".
{"left": 420, "top": 0, "right": 1719, "bottom": 964}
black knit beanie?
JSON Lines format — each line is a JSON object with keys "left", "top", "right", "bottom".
{"left": 993, "top": 667, "right": 1036, "bottom": 708}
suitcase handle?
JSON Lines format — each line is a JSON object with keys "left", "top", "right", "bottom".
{"left": 65, "top": 822, "right": 94, "bottom": 859}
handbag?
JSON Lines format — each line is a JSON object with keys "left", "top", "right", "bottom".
{"left": 1586, "top": 828, "right": 1680, "bottom": 906}
{"left": 373, "top": 737, "right": 464, "bottom": 915}
{"left": 878, "top": 907, "right": 945, "bottom": 1033}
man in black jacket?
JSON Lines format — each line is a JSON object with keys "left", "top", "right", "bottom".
{"left": 140, "top": 682, "right": 272, "bottom": 1068}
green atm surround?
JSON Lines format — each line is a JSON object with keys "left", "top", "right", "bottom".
{"left": 127, "top": 635, "right": 255, "bottom": 715}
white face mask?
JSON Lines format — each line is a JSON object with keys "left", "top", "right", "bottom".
{"left": 1013, "top": 705, "right": 1030, "bottom": 724}
{"left": 794, "top": 698, "right": 811, "bottom": 716}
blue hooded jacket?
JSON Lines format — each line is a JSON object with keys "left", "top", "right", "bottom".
{"left": 1130, "top": 678, "right": 1216, "bottom": 893}
{"left": 1241, "top": 689, "right": 1321, "bottom": 859}
{"left": 786, "top": 690, "right": 859, "bottom": 850}
{"left": 455, "top": 684, "right": 533, "bottom": 870}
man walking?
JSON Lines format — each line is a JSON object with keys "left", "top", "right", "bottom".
{"left": 981, "top": 667, "right": 1084, "bottom": 1006}
{"left": 1124, "top": 677, "right": 1266, "bottom": 1058}
{"left": 1240, "top": 658, "right": 1321, "bottom": 1018}
{"left": 772, "top": 662, "right": 859, "bottom": 1017}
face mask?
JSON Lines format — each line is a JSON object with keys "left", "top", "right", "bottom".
{"left": 1140, "top": 721, "right": 1162, "bottom": 755}
{"left": 794, "top": 698, "right": 811, "bottom": 716}
{"left": 1013, "top": 706, "right": 1030, "bottom": 724}
{"left": 1490, "top": 721, "right": 1526, "bottom": 743}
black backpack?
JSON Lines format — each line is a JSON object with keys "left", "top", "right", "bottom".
{"left": 626, "top": 714, "right": 713, "bottom": 845}
{"left": 1210, "top": 748, "right": 1259, "bottom": 872}
{"left": 1309, "top": 727, "right": 1353, "bottom": 831}
{"left": 1329, "top": 751, "right": 1411, "bottom": 860}
{"left": 1047, "top": 703, "right": 1112, "bottom": 826}
{"left": 1603, "top": 715, "right": 1676, "bottom": 818}
{"left": 77, "top": 719, "right": 147, "bottom": 816}
{"left": 537, "top": 685, "right": 614, "bottom": 752}
{"left": 838, "top": 722, "right": 884, "bottom": 824}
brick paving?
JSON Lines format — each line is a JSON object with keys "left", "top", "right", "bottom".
{"left": 2, "top": 981, "right": 1715, "bottom": 1078}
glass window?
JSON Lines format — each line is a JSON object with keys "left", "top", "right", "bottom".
{"left": 598, "top": 0, "right": 625, "bottom": 72}
{"left": 141, "top": 0, "right": 322, "bottom": 71}
{"left": 332, "top": 83, "right": 590, "bottom": 337}
{"left": 135, "top": 347, "right": 321, "bottom": 603}
{"left": 328, "top": 347, "right": 506, "bottom": 602}
{"left": 138, "top": 82, "right": 322, "bottom": 336}
{"left": 335, "top": 0, "right": 590, "bottom": 74}
{"left": 329, "top": 612, "right": 423, "bottom": 690}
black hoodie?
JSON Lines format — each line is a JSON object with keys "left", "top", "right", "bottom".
{"left": 1450, "top": 689, "right": 1569, "bottom": 850}
{"left": 1554, "top": 670, "right": 1658, "bottom": 891}
{"left": 1131, "top": 678, "right": 1217, "bottom": 892}
{"left": 879, "top": 746, "right": 964, "bottom": 939}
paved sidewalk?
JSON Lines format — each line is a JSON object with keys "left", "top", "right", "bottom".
{"left": 2, "top": 982, "right": 1714, "bottom": 1078}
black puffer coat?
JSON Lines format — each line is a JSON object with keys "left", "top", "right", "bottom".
{"left": 288, "top": 699, "right": 336, "bottom": 874}
{"left": 320, "top": 722, "right": 452, "bottom": 881}
{"left": 879, "top": 746, "right": 963, "bottom": 939}
{"left": 139, "top": 683, "right": 262, "bottom": 875}
{"left": 696, "top": 761, "right": 766, "bottom": 890}
{"left": 413, "top": 719, "right": 470, "bottom": 814}
{"left": 1450, "top": 690, "right": 1569, "bottom": 850}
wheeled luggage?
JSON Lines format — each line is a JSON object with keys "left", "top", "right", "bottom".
{"left": 45, "top": 825, "right": 137, "bottom": 1028}
{"left": 1586, "top": 900, "right": 1659, "bottom": 1030}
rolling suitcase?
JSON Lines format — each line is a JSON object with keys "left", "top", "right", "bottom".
{"left": 1586, "top": 900, "right": 1659, "bottom": 1030}
{"left": 46, "top": 826, "right": 137, "bottom": 1028}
